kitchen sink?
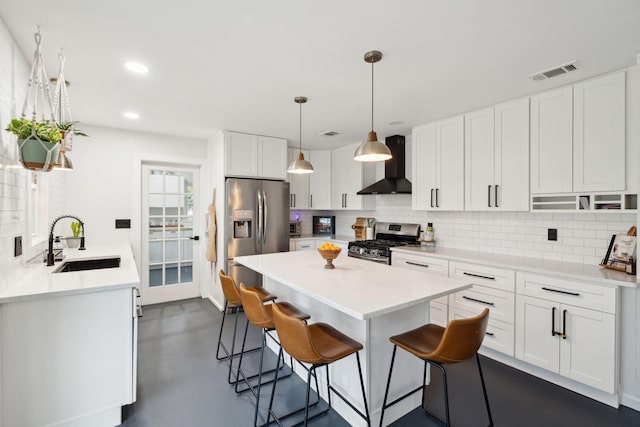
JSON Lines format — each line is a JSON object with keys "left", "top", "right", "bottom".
{"left": 54, "top": 257, "right": 121, "bottom": 273}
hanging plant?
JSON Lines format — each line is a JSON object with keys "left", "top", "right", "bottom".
{"left": 52, "top": 52, "right": 87, "bottom": 156}
{"left": 4, "top": 29, "right": 60, "bottom": 172}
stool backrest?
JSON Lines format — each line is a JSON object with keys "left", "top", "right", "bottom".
{"left": 238, "top": 283, "right": 272, "bottom": 328}
{"left": 218, "top": 269, "right": 241, "bottom": 306}
{"left": 433, "top": 308, "right": 490, "bottom": 364}
{"left": 272, "top": 302, "right": 322, "bottom": 364}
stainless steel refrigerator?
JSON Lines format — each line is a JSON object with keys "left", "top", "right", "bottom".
{"left": 225, "top": 178, "right": 290, "bottom": 287}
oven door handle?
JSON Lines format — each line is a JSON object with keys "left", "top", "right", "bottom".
{"left": 347, "top": 251, "right": 389, "bottom": 264}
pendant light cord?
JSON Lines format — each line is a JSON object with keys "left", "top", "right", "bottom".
{"left": 299, "top": 101, "right": 302, "bottom": 153}
{"left": 371, "top": 59, "right": 374, "bottom": 132}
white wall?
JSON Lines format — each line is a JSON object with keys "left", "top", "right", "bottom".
{"left": 0, "top": 18, "right": 66, "bottom": 295}
{"left": 63, "top": 124, "right": 209, "bottom": 295}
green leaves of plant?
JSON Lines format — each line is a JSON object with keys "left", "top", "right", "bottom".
{"left": 5, "top": 117, "right": 62, "bottom": 143}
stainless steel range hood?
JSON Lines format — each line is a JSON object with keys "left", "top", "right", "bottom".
{"left": 357, "top": 135, "right": 411, "bottom": 195}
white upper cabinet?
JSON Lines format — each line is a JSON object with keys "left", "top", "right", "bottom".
{"left": 331, "top": 143, "right": 376, "bottom": 210}
{"left": 412, "top": 115, "right": 465, "bottom": 210}
{"left": 287, "top": 148, "right": 310, "bottom": 209}
{"left": 308, "top": 150, "right": 331, "bottom": 209}
{"left": 224, "top": 131, "right": 287, "bottom": 180}
{"left": 573, "top": 72, "right": 625, "bottom": 192}
{"left": 531, "top": 71, "right": 626, "bottom": 194}
{"left": 465, "top": 98, "right": 529, "bottom": 211}
{"left": 530, "top": 86, "right": 573, "bottom": 194}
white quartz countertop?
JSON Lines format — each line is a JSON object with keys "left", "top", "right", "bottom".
{"left": 391, "top": 246, "right": 637, "bottom": 288}
{"left": 0, "top": 243, "right": 140, "bottom": 304}
{"left": 234, "top": 250, "right": 472, "bottom": 320}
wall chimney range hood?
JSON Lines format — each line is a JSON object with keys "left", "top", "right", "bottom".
{"left": 357, "top": 135, "right": 411, "bottom": 195}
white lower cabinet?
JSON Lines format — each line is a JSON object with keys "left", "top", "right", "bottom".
{"left": 391, "top": 252, "right": 450, "bottom": 326}
{"left": 1, "top": 287, "right": 137, "bottom": 427}
{"left": 515, "top": 272, "right": 617, "bottom": 393}
{"left": 449, "top": 261, "right": 516, "bottom": 356}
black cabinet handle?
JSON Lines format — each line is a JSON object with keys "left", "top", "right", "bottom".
{"left": 435, "top": 188, "right": 439, "bottom": 207}
{"left": 552, "top": 306, "right": 559, "bottom": 336}
{"left": 542, "top": 287, "right": 580, "bottom": 297}
{"left": 495, "top": 184, "right": 499, "bottom": 208}
{"left": 463, "top": 272, "right": 496, "bottom": 281}
{"left": 462, "top": 295, "right": 495, "bottom": 306}
{"left": 485, "top": 332, "right": 495, "bottom": 336}
{"left": 561, "top": 309, "right": 568, "bottom": 339}
{"left": 430, "top": 189, "right": 434, "bottom": 208}
{"left": 189, "top": 236, "right": 200, "bottom": 241}
{"left": 344, "top": 194, "right": 347, "bottom": 208}
{"left": 488, "top": 185, "right": 492, "bottom": 207}
{"left": 293, "top": 194, "right": 296, "bottom": 207}
{"left": 310, "top": 194, "right": 313, "bottom": 208}
{"left": 406, "top": 261, "right": 429, "bottom": 268}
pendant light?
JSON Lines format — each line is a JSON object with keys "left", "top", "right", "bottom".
{"left": 287, "top": 96, "right": 314, "bottom": 174}
{"left": 354, "top": 50, "right": 392, "bottom": 162}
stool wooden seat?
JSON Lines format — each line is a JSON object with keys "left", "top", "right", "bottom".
{"left": 237, "top": 284, "right": 313, "bottom": 426}
{"left": 267, "top": 302, "right": 371, "bottom": 427}
{"left": 379, "top": 308, "right": 493, "bottom": 427}
{"left": 216, "top": 270, "right": 276, "bottom": 385}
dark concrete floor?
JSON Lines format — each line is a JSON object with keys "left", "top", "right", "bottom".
{"left": 123, "top": 298, "right": 640, "bottom": 427}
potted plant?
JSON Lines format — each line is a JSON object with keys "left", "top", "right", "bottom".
{"left": 67, "top": 221, "right": 82, "bottom": 248}
{"left": 56, "top": 121, "right": 88, "bottom": 150}
{"left": 5, "top": 117, "right": 62, "bottom": 171}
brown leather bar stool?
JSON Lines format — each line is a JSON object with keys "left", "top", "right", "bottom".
{"left": 216, "top": 270, "right": 276, "bottom": 384}
{"left": 237, "top": 283, "right": 316, "bottom": 427}
{"left": 379, "top": 308, "right": 493, "bottom": 427}
{"left": 267, "top": 302, "right": 371, "bottom": 427}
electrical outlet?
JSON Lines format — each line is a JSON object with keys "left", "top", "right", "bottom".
{"left": 14, "top": 236, "right": 22, "bottom": 257}
{"left": 548, "top": 228, "right": 558, "bottom": 241}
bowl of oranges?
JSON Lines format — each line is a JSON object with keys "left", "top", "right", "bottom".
{"left": 317, "top": 242, "right": 342, "bottom": 269}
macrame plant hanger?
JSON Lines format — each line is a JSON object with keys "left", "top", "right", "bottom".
{"left": 19, "top": 28, "right": 58, "bottom": 172}
{"left": 52, "top": 50, "right": 73, "bottom": 152}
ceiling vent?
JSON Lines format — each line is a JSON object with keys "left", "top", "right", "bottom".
{"left": 528, "top": 61, "right": 581, "bottom": 82}
{"left": 320, "top": 130, "right": 339, "bottom": 137}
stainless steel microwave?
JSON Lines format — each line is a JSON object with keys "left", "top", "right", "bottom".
{"left": 289, "top": 221, "right": 301, "bottom": 237}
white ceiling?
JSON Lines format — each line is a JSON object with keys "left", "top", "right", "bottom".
{"left": 1, "top": 0, "right": 639, "bottom": 149}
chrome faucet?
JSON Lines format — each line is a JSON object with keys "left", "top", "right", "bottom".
{"left": 47, "top": 215, "right": 85, "bottom": 266}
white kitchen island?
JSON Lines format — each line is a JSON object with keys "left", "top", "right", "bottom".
{"left": 0, "top": 243, "right": 140, "bottom": 427}
{"left": 234, "top": 250, "right": 472, "bottom": 426}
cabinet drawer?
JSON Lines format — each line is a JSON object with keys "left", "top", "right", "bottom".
{"left": 449, "top": 261, "right": 515, "bottom": 292}
{"left": 293, "top": 239, "right": 315, "bottom": 251}
{"left": 453, "top": 307, "right": 514, "bottom": 356}
{"left": 392, "top": 252, "right": 449, "bottom": 277}
{"left": 516, "top": 272, "right": 616, "bottom": 314}
{"left": 453, "top": 284, "right": 515, "bottom": 324}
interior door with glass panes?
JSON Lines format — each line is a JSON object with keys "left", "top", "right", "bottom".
{"left": 141, "top": 164, "right": 200, "bottom": 305}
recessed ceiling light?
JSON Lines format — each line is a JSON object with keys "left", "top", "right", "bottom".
{"left": 123, "top": 111, "right": 140, "bottom": 120}
{"left": 124, "top": 62, "right": 149, "bottom": 74}
{"left": 389, "top": 121, "right": 404, "bottom": 126}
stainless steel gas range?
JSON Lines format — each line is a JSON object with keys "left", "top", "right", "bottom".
{"left": 348, "top": 222, "right": 421, "bottom": 264}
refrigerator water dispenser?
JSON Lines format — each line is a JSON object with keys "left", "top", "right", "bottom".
{"left": 233, "top": 210, "right": 253, "bottom": 238}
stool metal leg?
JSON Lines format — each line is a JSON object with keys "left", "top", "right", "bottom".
{"left": 355, "top": 352, "right": 371, "bottom": 427}
{"left": 476, "top": 354, "right": 494, "bottom": 427}
{"left": 216, "top": 302, "right": 261, "bottom": 364}
{"left": 428, "top": 361, "right": 450, "bottom": 427}
{"left": 379, "top": 345, "right": 397, "bottom": 427}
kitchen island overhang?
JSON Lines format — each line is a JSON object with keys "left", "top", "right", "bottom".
{"left": 234, "top": 250, "right": 472, "bottom": 427}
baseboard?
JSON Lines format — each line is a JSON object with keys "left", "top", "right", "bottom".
{"left": 49, "top": 405, "right": 121, "bottom": 427}
{"left": 479, "top": 348, "right": 620, "bottom": 408}
{"left": 206, "top": 294, "right": 224, "bottom": 311}
{"left": 621, "top": 393, "right": 640, "bottom": 412}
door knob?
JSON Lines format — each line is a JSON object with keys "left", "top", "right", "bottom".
{"left": 190, "top": 236, "right": 200, "bottom": 241}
